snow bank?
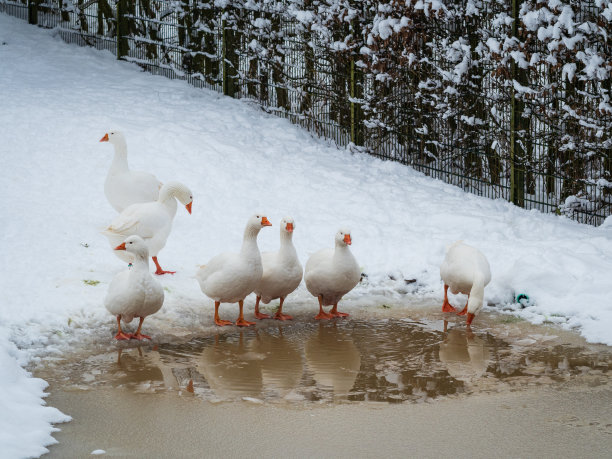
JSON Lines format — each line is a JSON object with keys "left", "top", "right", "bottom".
{"left": 0, "top": 330, "right": 71, "bottom": 458}
{"left": 0, "top": 13, "right": 612, "bottom": 456}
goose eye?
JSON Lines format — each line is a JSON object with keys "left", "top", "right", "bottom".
{"left": 129, "top": 241, "right": 133, "bottom": 244}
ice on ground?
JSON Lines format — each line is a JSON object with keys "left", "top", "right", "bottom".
{"left": 1, "top": 13, "right": 612, "bottom": 457}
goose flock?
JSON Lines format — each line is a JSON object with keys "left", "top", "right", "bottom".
{"left": 100, "top": 131, "right": 491, "bottom": 340}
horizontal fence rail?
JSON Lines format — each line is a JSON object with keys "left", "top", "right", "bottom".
{"left": 2, "top": 0, "right": 610, "bottom": 226}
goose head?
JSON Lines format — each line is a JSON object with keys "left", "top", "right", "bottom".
{"left": 247, "top": 214, "right": 272, "bottom": 232}
{"left": 161, "top": 181, "right": 193, "bottom": 214}
{"left": 114, "top": 235, "right": 149, "bottom": 259}
{"left": 99, "top": 130, "right": 126, "bottom": 146}
{"left": 335, "top": 228, "right": 352, "bottom": 246}
{"left": 280, "top": 217, "right": 295, "bottom": 234}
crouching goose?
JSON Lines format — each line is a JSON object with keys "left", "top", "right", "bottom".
{"left": 304, "top": 229, "right": 360, "bottom": 320}
{"left": 103, "top": 181, "right": 193, "bottom": 275}
{"left": 440, "top": 241, "right": 491, "bottom": 325}
{"left": 104, "top": 235, "right": 164, "bottom": 340}
{"left": 253, "top": 217, "right": 303, "bottom": 320}
{"left": 196, "top": 214, "right": 271, "bottom": 326}
{"left": 100, "top": 130, "right": 162, "bottom": 213}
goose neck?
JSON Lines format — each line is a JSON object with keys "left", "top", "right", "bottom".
{"left": 157, "top": 186, "right": 179, "bottom": 214}
{"left": 333, "top": 243, "right": 352, "bottom": 261}
{"left": 241, "top": 226, "right": 261, "bottom": 255}
{"left": 110, "top": 140, "right": 129, "bottom": 171}
{"left": 279, "top": 231, "right": 293, "bottom": 248}
{"left": 129, "top": 254, "right": 150, "bottom": 271}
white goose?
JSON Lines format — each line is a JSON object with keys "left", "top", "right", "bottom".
{"left": 439, "top": 241, "right": 491, "bottom": 325}
{"left": 196, "top": 214, "right": 271, "bottom": 327}
{"left": 104, "top": 235, "right": 164, "bottom": 340}
{"left": 304, "top": 229, "right": 360, "bottom": 320}
{"left": 100, "top": 130, "right": 162, "bottom": 213}
{"left": 103, "top": 181, "right": 193, "bottom": 275}
{"left": 253, "top": 217, "right": 303, "bottom": 321}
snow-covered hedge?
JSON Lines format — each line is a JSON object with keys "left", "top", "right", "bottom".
{"left": 9, "top": 0, "right": 611, "bottom": 224}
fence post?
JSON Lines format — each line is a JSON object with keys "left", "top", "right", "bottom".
{"left": 28, "top": 0, "right": 38, "bottom": 25}
{"left": 350, "top": 16, "right": 364, "bottom": 147}
{"left": 222, "top": 18, "right": 237, "bottom": 97}
{"left": 510, "top": 0, "right": 526, "bottom": 207}
{"left": 116, "top": 0, "right": 129, "bottom": 59}
{"left": 350, "top": 58, "right": 364, "bottom": 146}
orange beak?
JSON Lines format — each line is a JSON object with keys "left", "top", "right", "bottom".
{"left": 100, "top": 133, "right": 109, "bottom": 142}
{"left": 114, "top": 242, "right": 126, "bottom": 251}
{"left": 344, "top": 234, "right": 352, "bottom": 245}
{"left": 185, "top": 202, "right": 192, "bottom": 214}
{"left": 262, "top": 216, "right": 272, "bottom": 227}
{"left": 286, "top": 222, "right": 294, "bottom": 233}
{"left": 466, "top": 313, "right": 475, "bottom": 325}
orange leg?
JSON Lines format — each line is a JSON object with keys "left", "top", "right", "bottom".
{"left": 314, "top": 295, "right": 333, "bottom": 320}
{"left": 236, "top": 300, "right": 256, "bottom": 327}
{"left": 131, "top": 316, "right": 151, "bottom": 340}
{"left": 457, "top": 297, "right": 469, "bottom": 316}
{"left": 273, "top": 297, "right": 293, "bottom": 321}
{"left": 329, "top": 302, "right": 349, "bottom": 318}
{"left": 466, "top": 313, "right": 476, "bottom": 326}
{"left": 152, "top": 256, "right": 175, "bottom": 275}
{"left": 442, "top": 285, "right": 457, "bottom": 313}
{"left": 114, "top": 315, "right": 132, "bottom": 340}
{"left": 254, "top": 296, "right": 270, "bottom": 320}
{"left": 214, "top": 301, "right": 233, "bottom": 326}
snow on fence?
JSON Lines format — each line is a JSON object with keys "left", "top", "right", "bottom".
{"left": 2, "top": 0, "right": 611, "bottom": 225}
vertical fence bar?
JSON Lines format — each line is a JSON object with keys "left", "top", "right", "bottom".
{"left": 510, "top": 0, "right": 526, "bottom": 207}
{"left": 28, "top": 0, "right": 38, "bottom": 25}
{"left": 350, "top": 58, "right": 364, "bottom": 146}
{"left": 116, "top": 0, "right": 128, "bottom": 59}
{"left": 222, "top": 18, "right": 237, "bottom": 97}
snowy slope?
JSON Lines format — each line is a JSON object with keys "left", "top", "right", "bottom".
{"left": 0, "top": 13, "right": 612, "bottom": 457}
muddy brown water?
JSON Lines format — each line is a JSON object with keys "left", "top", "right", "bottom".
{"left": 36, "top": 316, "right": 612, "bottom": 405}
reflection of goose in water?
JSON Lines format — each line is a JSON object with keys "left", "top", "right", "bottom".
{"left": 305, "top": 323, "right": 361, "bottom": 397}
{"left": 111, "top": 347, "right": 179, "bottom": 389}
{"left": 248, "top": 328, "right": 303, "bottom": 398}
{"left": 438, "top": 322, "right": 491, "bottom": 380}
{"left": 195, "top": 333, "right": 264, "bottom": 400}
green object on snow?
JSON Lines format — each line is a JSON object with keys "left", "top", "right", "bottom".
{"left": 516, "top": 293, "right": 530, "bottom": 307}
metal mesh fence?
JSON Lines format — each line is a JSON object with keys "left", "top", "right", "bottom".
{"left": 2, "top": 0, "right": 610, "bottom": 225}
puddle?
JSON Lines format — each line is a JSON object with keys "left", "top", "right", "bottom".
{"left": 36, "top": 318, "right": 612, "bottom": 405}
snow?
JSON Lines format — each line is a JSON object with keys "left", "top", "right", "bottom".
{"left": 0, "top": 330, "right": 71, "bottom": 458}
{"left": 1, "top": 13, "right": 612, "bottom": 458}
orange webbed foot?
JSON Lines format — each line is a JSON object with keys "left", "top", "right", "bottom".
{"left": 154, "top": 269, "right": 176, "bottom": 275}
{"left": 235, "top": 318, "right": 256, "bottom": 327}
{"left": 114, "top": 332, "right": 132, "bottom": 340}
{"left": 442, "top": 301, "right": 456, "bottom": 313}
{"left": 131, "top": 332, "right": 151, "bottom": 341}
{"left": 254, "top": 312, "right": 270, "bottom": 320}
{"left": 314, "top": 312, "right": 333, "bottom": 320}
{"left": 273, "top": 312, "right": 293, "bottom": 321}
{"left": 330, "top": 311, "right": 349, "bottom": 318}
{"left": 214, "top": 318, "right": 233, "bottom": 326}
{"left": 456, "top": 305, "right": 468, "bottom": 316}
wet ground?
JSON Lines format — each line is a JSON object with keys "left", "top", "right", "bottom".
{"left": 36, "top": 312, "right": 612, "bottom": 406}
{"left": 37, "top": 309, "right": 612, "bottom": 457}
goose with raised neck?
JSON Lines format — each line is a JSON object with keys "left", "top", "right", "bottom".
{"left": 103, "top": 181, "right": 193, "bottom": 275}
{"left": 196, "top": 214, "right": 272, "bottom": 327}
{"left": 440, "top": 241, "right": 491, "bottom": 326}
{"left": 253, "top": 217, "right": 303, "bottom": 320}
{"left": 100, "top": 130, "right": 161, "bottom": 213}
{"left": 104, "top": 235, "right": 164, "bottom": 340}
{"left": 304, "top": 228, "right": 360, "bottom": 320}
